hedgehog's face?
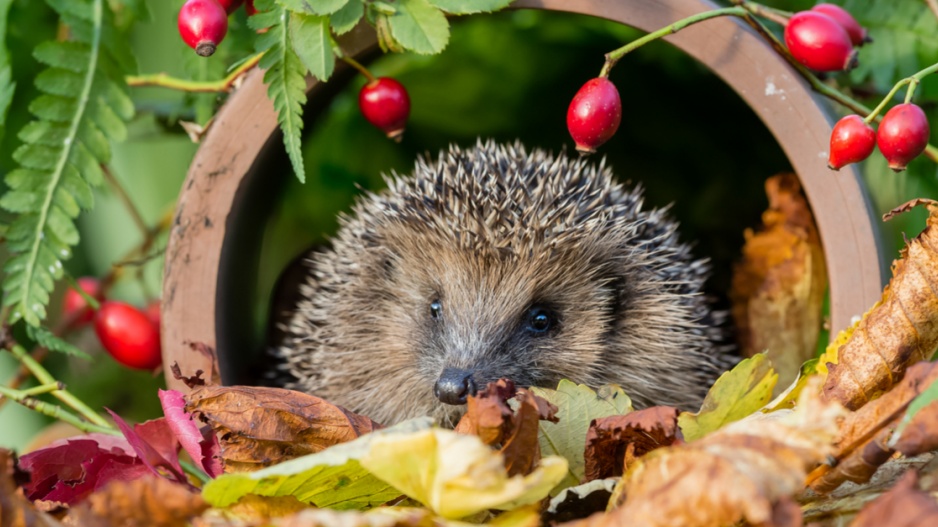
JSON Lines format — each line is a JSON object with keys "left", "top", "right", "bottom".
{"left": 367, "top": 231, "right": 620, "bottom": 424}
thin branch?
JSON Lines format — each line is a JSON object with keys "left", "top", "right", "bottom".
{"left": 126, "top": 52, "right": 264, "bottom": 93}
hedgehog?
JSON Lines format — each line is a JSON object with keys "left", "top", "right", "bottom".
{"left": 265, "top": 140, "right": 733, "bottom": 425}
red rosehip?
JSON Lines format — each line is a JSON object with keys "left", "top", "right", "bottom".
{"left": 359, "top": 77, "right": 411, "bottom": 141}
{"left": 215, "top": 0, "right": 244, "bottom": 14}
{"left": 784, "top": 11, "right": 857, "bottom": 72}
{"left": 811, "top": 4, "right": 870, "bottom": 46}
{"left": 62, "top": 277, "right": 101, "bottom": 325}
{"left": 245, "top": 0, "right": 257, "bottom": 16}
{"left": 877, "top": 103, "right": 930, "bottom": 172}
{"left": 567, "top": 77, "right": 621, "bottom": 154}
{"left": 178, "top": 0, "right": 228, "bottom": 57}
{"left": 94, "top": 301, "right": 162, "bottom": 370}
{"left": 828, "top": 115, "right": 876, "bottom": 170}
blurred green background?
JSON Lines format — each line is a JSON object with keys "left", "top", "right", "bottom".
{"left": 2, "top": 0, "right": 937, "bottom": 450}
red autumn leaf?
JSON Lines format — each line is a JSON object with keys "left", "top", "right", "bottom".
{"left": 1, "top": 448, "right": 63, "bottom": 527}
{"left": 159, "top": 389, "right": 222, "bottom": 478}
{"left": 107, "top": 410, "right": 186, "bottom": 483}
{"left": 583, "top": 406, "right": 682, "bottom": 481}
{"left": 17, "top": 435, "right": 149, "bottom": 505}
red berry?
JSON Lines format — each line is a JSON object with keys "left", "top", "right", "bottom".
{"left": 877, "top": 103, "right": 930, "bottom": 172}
{"left": 784, "top": 11, "right": 857, "bottom": 72}
{"left": 359, "top": 78, "right": 411, "bottom": 141}
{"left": 811, "top": 4, "right": 870, "bottom": 46}
{"left": 62, "top": 277, "right": 101, "bottom": 325}
{"left": 567, "top": 77, "right": 621, "bottom": 154}
{"left": 94, "top": 302, "right": 162, "bottom": 370}
{"left": 245, "top": 0, "right": 257, "bottom": 16}
{"left": 828, "top": 115, "right": 876, "bottom": 170}
{"left": 178, "top": 0, "right": 228, "bottom": 57}
{"left": 214, "top": 0, "right": 244, "bottom": 14}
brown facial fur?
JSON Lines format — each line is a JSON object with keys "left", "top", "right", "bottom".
{"left": 267, "top": 141, "right": 732, "bottom": 425}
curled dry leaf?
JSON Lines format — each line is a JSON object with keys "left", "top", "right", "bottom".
{"left": 849, "top": 471, "right": 938, "bottom": 527}
{"left": 583, "top": 406, "right": 681, "bottom": 481}
{"left": 455, "top": 380, "right": 558, "bottom": 477}
{"left": 0, "top": 449, "right": 63, "bottom": 527}
{"left": 823, "top": 199, "right": 938, "bottom": 411}
{"left": 65, "top": 474, "right": 208, "bottom": 527}
{"left": 184, "top": 385, "right": 380, "bottom": 472}
{"left": 569, "top": 381, "right": 843, "bottom": 527}
{"left": 730, "top": 173, "right": 827, "bottom": 386}
{"left": 809, "top": 361, "right": 938, "bottom": 494}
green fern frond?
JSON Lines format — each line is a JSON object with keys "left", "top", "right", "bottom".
{"left": 252, "top": 0, "right": 308, "bottom": 183}
{"left": 0, "top": 0, "right": 133, "bottom": 326}
{"left": 25, "top": 325, "right": 92, "bottom": 360}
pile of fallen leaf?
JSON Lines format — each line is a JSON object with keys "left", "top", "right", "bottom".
{"left": 4, "top": 189, "right": 938, "bottom": 527}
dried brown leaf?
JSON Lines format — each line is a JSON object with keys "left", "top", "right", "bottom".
{"left": 892, "top": 399, "right": 938, "bottom": 457}
{"left": 184, "top": 385, "right": 381, "bottom": 472}
{"left": 0, "top": 449, "right": 63, "bottom": 527}
{"left": 455, "top": 380, "right": 557, "bottom": 477}
{"left": 849, "top": 471, "right": 938, "bottom": 527}
{"left": 823, "top": 199, "right": 938, "bottom": 410}
{"left": 731, "top": 173, "right": 827, "bottom": 387}
{"left": 809, "top": 362, "right": 938, "bottom": 494}
{"left": 569, "top": 384, "right": 843, "bottom": 527}
{"left": 64, "top": 474, "right": 207, "bottom": 527}
{"left": 583, "top": 406, "right": 681, "bottom": 481}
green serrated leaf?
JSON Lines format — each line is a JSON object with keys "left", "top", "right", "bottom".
{"left": 255, "top": 4, "right": 307, "bottom": 182}
{"left": 0, "top": 0, "right": 14, "bottom": 144}
{"left": 25, "top": 325, "right": 92, "bottom": 360}
{"left": 330, "top": 0, "right": 363, "bottom": 35}
{"left": 428, "top": 0, "right": 513, "bottom": 14}
{"left": 289, "top": 12, "right": 335, "bottom": 81}
{"left": 388, "top": 0, "right": 449, "bottom": 55}
{"left": 1, "top": 0, "right": 131, "bottom": 326}
{"left": 529, "top": 381, "right": 633, "bottom": 494}
{"left": 678, "top": 354, "right": 778, "bottom": 442}
{"left": 277, "top": 0, "right": 349, "bottom": 15}
{"left": 203, "top": 418, "right": 433, "bottom": 509}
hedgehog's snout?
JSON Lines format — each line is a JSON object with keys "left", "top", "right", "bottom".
{"left": 434, "top": 367, "right": 478, "bottom": 405}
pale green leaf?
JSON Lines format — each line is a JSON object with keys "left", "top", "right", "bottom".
{"left": 388, "top": 0, "right": 449, "bottom": 55}
{"left": 277, "top": 0, "right": 348, "bottom": 15}
{"left": 202, "top": 418, "right": 433, "bottom": 509}
{"left": 428, "top": 0, "right": 513, "bottom": 14}
{"left": 529, "top": 381, "right": 633, "bottom": 493}
{"left": 330, "top": 0, "right": 363, "bottom": 35}
{"left": 25, "top": 325, "right": 91, "bottom": 360}
{"left": 289, "top": 12, "right": 335, "bottom": 81}
{"left": 678, "top": 354, "right": 778, "bottom": 441}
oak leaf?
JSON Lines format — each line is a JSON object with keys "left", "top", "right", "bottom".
{"left": 529, "top": 381, "right": 633, "bottom": 492}
{"left": 823, "top": 198, "right": 938, "bottom": 410}
{"left": 730, "top": 173, "right": 827, "bottom": 387}
{"left": 65, "top": 474, "right": 208, "bottom": 527}
{"left": 184, "top": 385, "right": 380, "bottom": 472}
{"left": 678, "top": 353, "right": 777, "bottom": 441}
{"left": 583, "top": 406, "right": 681, "bottom": 481}
{"left": 849, "top": 471, "right": 938, "bottom": 527}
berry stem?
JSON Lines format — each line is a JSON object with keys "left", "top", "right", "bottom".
{"left": 8, "top": 343, "right": 111, "bottom": 428}
{"left": 600, "top": 6, "right": 747, "bottom": 77}
{"left": 340, "top": 55, "right": 377, "bottom": 83}
{"left": 864, "top": 80, "right": 912, "bottom": 124}
{"left": 126, "top": 52, "right": 264, "bottom": 93}
{"left": 738, "top": 13, "right": 938, "bottom": 164}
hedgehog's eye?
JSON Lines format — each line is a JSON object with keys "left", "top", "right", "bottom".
{"left": 430, "top": 299, "right": 443, "bottom": 320}
{"left": 526, "top": 307, "right": 554, "bottom": 334}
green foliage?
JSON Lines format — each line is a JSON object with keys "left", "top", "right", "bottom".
{"left": 24, "top": 325, "right": 91, "bottom": 360}
{"left": 278, "top": 0, "right": 349, "bottom": 16}
{"left": 0, "top": 0, "right": 15, "bottom": 146}
{"left": 330, "top": 0, "right": 363, "bottom": 35}
{"left": 388, "top": 0, "right": 450, "bottom": 55}
{"left": 678, "top": 354, "right": 778, "bottom": 441}
{"left": 0, "top": 0, "right": 133, "bottom": 326}
{"left": 251, "top": 0, "right": 308, "bottom": 183}
{"left": 529, "top": 381, "right": 633, "bottom": 493}
{"left": 290, "top": 12, "right": 336, "bottom": 81}
{"left": 429, "top": 0, "right": 514, "bottom": 15}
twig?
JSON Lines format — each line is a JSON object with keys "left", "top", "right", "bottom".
{"left": 0, "top": 385, "right": 118, "bottom": 435}
{"left": 126, "top": 52, "right": 264, "bottom": 93}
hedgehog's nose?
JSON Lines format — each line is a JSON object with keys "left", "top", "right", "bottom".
{"left": 434, "top": 368, "right": 477, "bottom": 405}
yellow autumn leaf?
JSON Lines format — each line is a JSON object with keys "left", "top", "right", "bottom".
{"left": 359, "top": 428, "right": 568, "bottom": 519}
